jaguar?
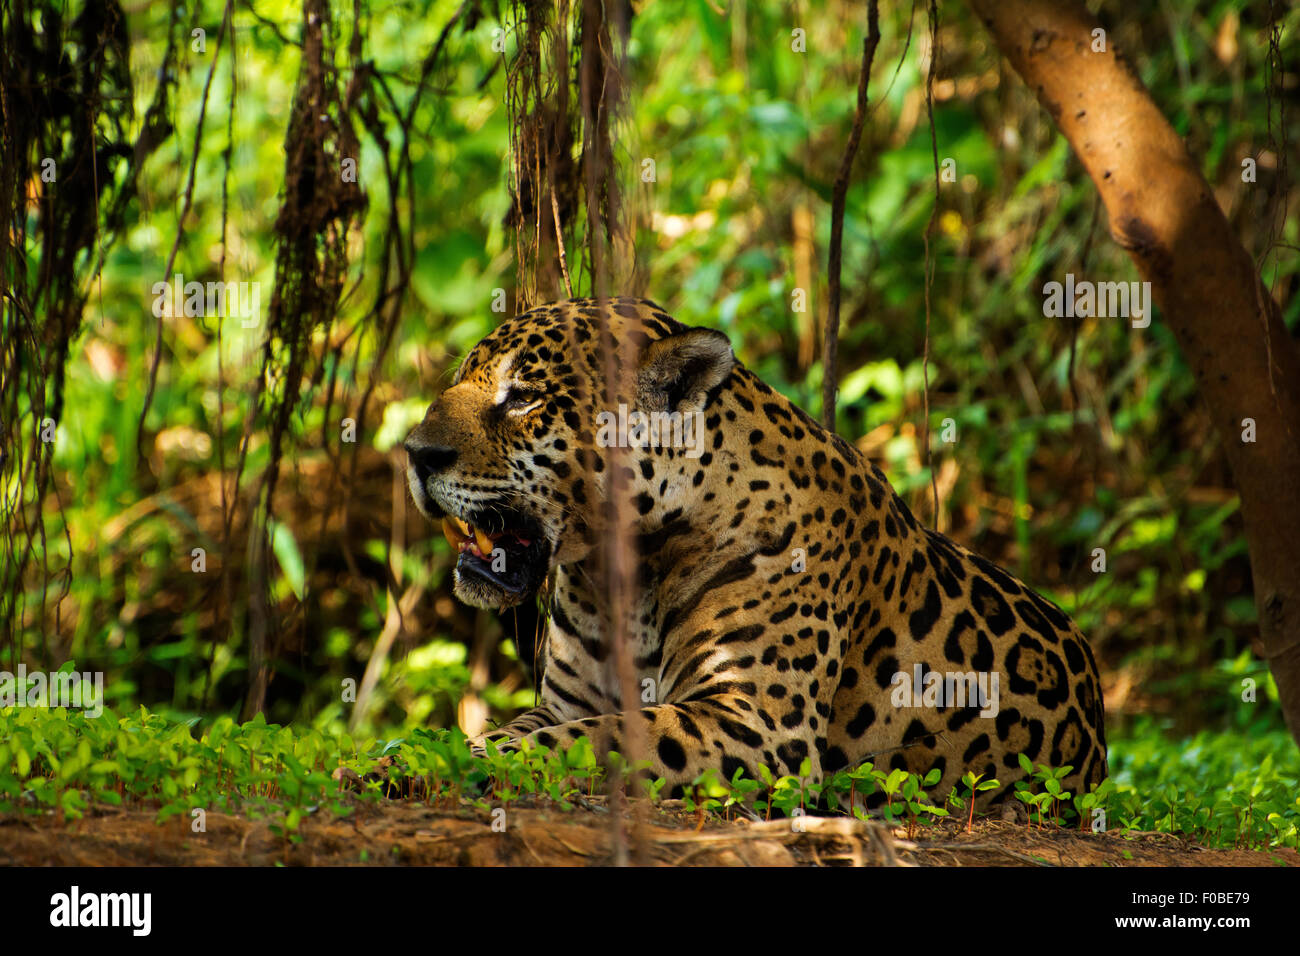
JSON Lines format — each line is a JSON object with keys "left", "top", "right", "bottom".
{"left": 404, "top": 296, "right": 1107, "bottom": 803}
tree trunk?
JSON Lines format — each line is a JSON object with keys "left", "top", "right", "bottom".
{"left": 965, "top": 0, "right": 1300, "bottom": 742}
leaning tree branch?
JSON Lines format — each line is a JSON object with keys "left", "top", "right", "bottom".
{"left": 822, "top": 1, "right": 880, "bottom": 430}
{"left": 966, "top": 0, "right": 1300, "bottom": 742}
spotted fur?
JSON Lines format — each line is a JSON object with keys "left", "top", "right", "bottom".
{"left": 405, "top": 297, "right": 1107, "bottom": 802}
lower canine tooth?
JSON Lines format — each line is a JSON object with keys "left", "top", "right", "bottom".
{"left": 474, "top": 527, "right": 494, "bottom": 556}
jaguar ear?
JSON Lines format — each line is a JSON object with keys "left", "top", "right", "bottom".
{"left": 637, "top": 327, "right": 735, "bottom": 413}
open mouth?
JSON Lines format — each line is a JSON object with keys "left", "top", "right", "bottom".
{"left": 440, "top": 508, "right": 550, "bottom": 603}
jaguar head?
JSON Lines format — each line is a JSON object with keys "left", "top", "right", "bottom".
{"left": 404, "top": 299, "right": 733, "bottom": 609}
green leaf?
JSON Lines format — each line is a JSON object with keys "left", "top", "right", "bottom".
{"left": 268, "top": 519, "right": 306, "bottom": 600}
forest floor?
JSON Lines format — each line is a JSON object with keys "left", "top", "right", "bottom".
{"left": 3, "top": 798, "right": 1296, "bottom": 867}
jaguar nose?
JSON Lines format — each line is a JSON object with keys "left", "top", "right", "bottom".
{"left": 405, "top": 441, "right": 457, "bottom": 482}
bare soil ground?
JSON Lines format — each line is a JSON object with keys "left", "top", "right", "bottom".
{"left": 2, "top": 798, "right": 1296, "bottom": 866}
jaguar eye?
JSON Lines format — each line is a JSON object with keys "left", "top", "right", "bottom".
{"left": 502, "top": 387, "right": 540, "bottom": 411}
